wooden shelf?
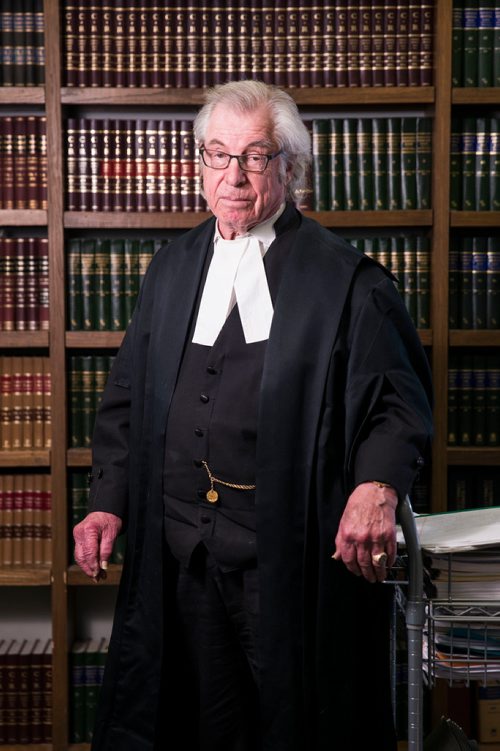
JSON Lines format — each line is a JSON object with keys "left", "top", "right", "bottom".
{"left": 60, "top": 86, "right": 435, "bottom": 107}
{"left": 0, "top": 210, "right": 48, "bottom": 225}
{"left": 0, "top": 746, "right": 52, "bottom": 751}
{"left": 0, "top": 86, "right": 45, "bottom": 104}
{"left": 67, "top": 448, "right": 91, "bottom": 467}
{"left": 449, "top": 330, "right": 500, "bottom": 347}
{"left": 64, "top": 211, "right": 211, "bottom": 229}
{"left": 65, "top": 331, "right": 124, "bottom": 348}
{"left": 450, "top": 211, "right": 500, "bottom": 228}
{"left": 0, "top": 567, "right": 51, "bottom": 586}
{"left": 0, "top": 450, "right": 51, "bottom": 467}
{"left": 67, "top": 563, "right": 122, "bottom": 586}
{"left": 447, "top": 447, "right": 500, "bottom": 466}
{"left": 452, "top": 88, "right": 500, "bottom": 105}
{"left": 64, "top": 209, "right": 432, "bottom": 229}
{"left": 0, "top": 331, "right": 50, "bottom": 348}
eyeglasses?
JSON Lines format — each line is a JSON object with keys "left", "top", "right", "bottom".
{"left": 199, "top": 147, "right": 283, "bottom": 173}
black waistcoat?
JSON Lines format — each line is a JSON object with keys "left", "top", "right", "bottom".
{"left": 163, "top": 205, "right": 300, "bottom": 571}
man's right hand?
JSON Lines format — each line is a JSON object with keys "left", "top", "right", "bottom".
{"left": 73, "top": 511, "right": 123, "bottom": 580}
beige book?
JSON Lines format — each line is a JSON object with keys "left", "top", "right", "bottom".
{"left": 42, "top": 358, "right": 51, "bottom": 449}
{"left": 32, "top": 356, "right": 44, "bottom": 450}
{"left": 21, "top": 356, "right": 34, "bottom": 449}
{"left": 10, "top": 356, "right": 23, "bottom": 450}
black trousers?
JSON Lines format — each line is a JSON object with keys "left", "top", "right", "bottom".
{"left": 173, "top": 545, "right": 262, "bottom": 751}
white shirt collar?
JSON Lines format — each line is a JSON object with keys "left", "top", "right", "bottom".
{"left": 214, "top": 202, "right": 286, "bottom": 252}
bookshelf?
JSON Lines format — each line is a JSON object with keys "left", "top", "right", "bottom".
{"left": 0, "top": 0, "right": 498, "bottom": 747}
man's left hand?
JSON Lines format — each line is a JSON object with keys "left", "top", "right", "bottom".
{"left": 332, "top": 482, "right": 398, "bottom": 583}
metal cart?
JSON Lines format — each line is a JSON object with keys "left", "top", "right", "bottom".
{"left": 397, "top": 498, "right": 500, "bottom": 750}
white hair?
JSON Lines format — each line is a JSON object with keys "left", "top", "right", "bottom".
{"left": 193, "top": 80, "right": 312, "bottom": 203}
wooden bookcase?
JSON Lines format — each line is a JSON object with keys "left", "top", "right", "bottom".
{"left": 1, "top": 0, "right": 499, "bottom": 748}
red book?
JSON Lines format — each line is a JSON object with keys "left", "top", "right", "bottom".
{"left": 250, "top": 1, "right": 262, "bottom": 79}
{"left": 335, "top": 1, "right": 348, "bottom": 87}
{"left": 179, "top": 120, "right": 194, "bottom": 213}
{"left": 200, "top": 7, "right": 211, "bottom": 87}
{"left": 2, "top": 117, "right": 15, "bottom": 209}
{"left": 146, "top": 119, "right": 159, "bottom": 212}
{"left": 102, "top": 5, "right": 113, "bottom": 86}
{"left": 383, "top": 1, "right": 398, "bottom": 86}
{"left": 274, "top": 1, "right": 287, "bottom": 87}
{"left": 187, "top": 7, "right": 200, "bottom": 87}
{"left": 150, "top": 9, "right": 161, "bottom": 88}
{"left": 26, "top": 116, "right": 38, "bottom": 209}
{"left": 162, "top": 8, "right": 174, "bottom": 87}
{"left": 396, "top": 0, "right": 410, "bottom": 86}
{"left": 89, "top": 4, "right": 101, "bottom": 87}
{"left": 125, "top": 1, "right": 139, "bottom": 88}
{"left": 157, "top": 119, "right": 170, "bottom": 212}
{"left": 63, "top": 2, "right": 78, "bottom": 86}
{"left": 14, "top": 238, "right": 26, "bottom": 331}
{"left": 346, "top": 3, "right": 360, "bottom": 86}
{"left": 170, "top": 120, "right": 181, "bottom": 213}
{"left": 359, "top": 3, "right": 372, "bottom": 86}
{"left": 2, "top": 239, "right": 15, "bottom": 331}
{"left": 25, "top": 238, "right": 38, "bottom": 331}
{"left": 298, "top": 2, "right": 312, "bottom": 87}
{"left": 237, "top": 4, "right": 252, "bottom": 80}
{"left": 408, "top": 2, "right": 421, "bottom": 86}
{"left": 420, "top": 2, "right": 433, "bottom": 86}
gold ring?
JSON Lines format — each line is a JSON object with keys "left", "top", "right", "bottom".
{"left": 372, "top": 552, "right": 388, "bottom": 567}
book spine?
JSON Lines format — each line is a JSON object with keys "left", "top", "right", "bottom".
{"left": 114, "top": 5, "right": 126, "bottom": 87}
{"left": 76, "top": 3, "right": 89, "bottom": 87}
{"left": 26, "top": 116, "right": 38, "bottom": 209}
{"left": 124, "top": 119, "right": 135, "bottom": 212}
{"left": 383, "top": 0, "right": 398, "bottom": 86}
{"left": 452, "top": 0, "right": 464, "bottom": 86}
{"left": 94, "top": 239, "right": 111, "bottom": 331}
{"left": 460, "top": 237, "right": 473, "bottom": 328}
{"left": 495, "top": 6, "right": 500, "bottom": 87}
{"left": 396, "top": 0, "right": 410, "bottom": 86}
{"left": 42, "top": 358, "right": 51, "bottom": 450}
{"left": 70, "top": 642, "right": 87, "bottom": 743}
{"left": 472, "top": 354, "right": 487, "bottom": 444}
{"left": 407, "top": 1, "right": 421, "bottom": 86}
{"left": 312, "top": 120, "right": 330, "bottom": 211}
{"left": 69, "top": 356, "right": 82, "bottom": 448}
{"left": 322, "top": 6, "right": 335, "bottom": 87}
{"left": 23, "top": 1, "right": 36, "bottom": 87}
{"left": 3, "top": 117, "right": 15, "bottom": 209}
{"left": 145, "top": 120, "right": 159, "bottom": 212}
{"left": 66, "top": 237, "right": 83, "bottom": 331}
{"left": 41, "top": 640, "right": 52, "bottom": 743}
{"left": 148, "top": 7, "right": 161, "bottom": 87}
{"left": 478, "top": 4, "right": 495, "bottom": 85}
{"left": 2, "top": 475, "right": 14, "bottom": 564}
{"left": 81, "top": 357, "right": 95, "bottom": 448}
{"left": 372, "top": 118, "right": 388, "bottom": 210}
{"left": 170, "top": 121, "right": 181, "bottom": 213}
{"left": 180, "top": 120, "right": 194, "bottom": 213}
{"left": 22, "top": 474, "right": 34, "bottom": 567}
{"left": 226, "top": 7, "right": 238, "bottom": 84}
{"left": 124, "top": 241, "right": 140, "bottom": 326}
{"left": 174, "top": 7, "right": 187, "bottom": 88}
{"left": 416, "top": 117, "right": 432, "bottom": 209}
{"left": 12, "top": 4, "right": 26, "bottom": 86}
{"left": 416, "top": 236, "right": 430, "bottom": 328}
{"left": 1, "top": 0, "right": 15, "bottom": 86}
{"left": 11, "top": 356, "right": 23, "bottom": 451}
{"left": 33, "top": 356, "right": 44, "bottom": 451}
{"left": 212, "top": 7, "right": 225, "bottom": 85}
{"left": 400, "top": 117, "right": 417, "bottom": 210}
{"left": 487, "top": 237, "right": 500, "bottom": 329}
{"left": 356, "top": 118, "right": 373, "bottom": 210}
{"left": 463, "top": 1, "right": 479, "bottom": 86}
{"left": 12, "top": 474, "right": 24, "bottom": 566}
{"left": 80, "top": 238, "right": 96, "bottom": 330}
{"left": 102, "top": 6, "right": 112, "bottom": 86}
{"left": 32, "top": 474, "right": 44, "bottom": 566}
{"left": 342, "top": 118, "right": 358, "bottom": 209}
{"left": 274, "top": 1, "right": 287, "bottom": 87}
{"left": 138, "top": 5, "right": 150, "bottom": 87}
{"left": 359, "top": 3, "right": 372, "bottom": 87}
{"left": 13, "top": 116, "right": 28, "bottom": 209}
{"left": 109, "top": 238, "right": 124, "bottom": 330}
{"left": 111, "top": 119, "right": 125, "bottom": 212}
{"left": 77, "top": 118, "right": 90, "bottom": 211}
{"left": 462, "top": 116, "right": 477, "bottom": 210}
{"left": 335, "top": 1, "right": 348, "bottom": 87}
{"left": 329, "top": 118, "right": 345, "bottom": 210}
{"left": 250, "top": 2, "right": 262, "bottom": 79}
{"left": 37, "top": 239, "right": 49, "bottom": 331}
{"left": 386, "top": 118, "right": 402, "bottom": 210}
{"left": 15, "top": 239, "right": 26, "bottom": 333}
{"left": 450, "top": 117, "right": 463, "bottom": 210}
{"left": 475, "top": 116, "right": 489, "bottom": 210}
{"left": 472, "top": 236, "right": 488, "bottom": 328}
{"left": 200, "top": 7, "right": 211, "bottom": 87}
{"left": 66, "top": 118, "right": 77, "bottom": 211}
{"left": 187, "top": 7, "right": 200, "bottom": 87}
{"left": 89, "top": 118, "right": 100, "bottom": 211}
{"left": 346, "top": 2, "right": 360, "bottom": 87}
{"left": 157, "top": 120, "right": 169, "bottom": 212}
{"left": 30, "top": 640, "right": 44, "bottom": 743}
{"left": 134, "top": 120, "right": 146, "bottom": 212}
{"left": 0, "top": 358, "right": 12, "bottom": 452}
{"left": 403, "top": 237, "right": 417, "bottom": 325}
{"left": 237, "top": 3, "right": 251, "bottom": 80}
{"left": 420, "top": 1, "right": 433, "bottom": 85}
{"left": 486, "top": 355, "right": 500, "bottom": 445}
{"left": 4, "top": 640, "right": 22, "bottom": 743}
{"left": 125, "top": 1, "right": 138, "bottom": 88}
{"left": 88, "top": 5, "right": 101, "bottom": 87}
{"left": 459, "top": 353, "right": 473, "bottom": 445}
{"left": 262, "top": 7, "right": 274, "bottom": 84}
{"left": 37, "top": 116, "right": 47, "bottom": 210}
{"left": 100, "top": 118, "right": 112, "bottom": 212}
{"left": 310, "top": 5, "right": 323, "bottom": 87}
{"left": 490, "top": 117, "right": 500, "bottom": 210}
{"left": 2, "top": 239, "right": 15, "bottom": 331}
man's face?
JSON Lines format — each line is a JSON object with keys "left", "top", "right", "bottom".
{"left": 201, "top": 104, "right": 288, "bottom": 239}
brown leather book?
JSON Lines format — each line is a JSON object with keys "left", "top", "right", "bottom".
{"left": 37, "top": 116, "right": 47, "bottom": 210}
{"left": 274, "top": 1, "right": 287, "bottom": 87}
{"left": 286, "top": 2, "right": 300, "bottom": 87}
{"left": 12, "top": 474, "right": 24, "bottom": 566}
{"left": 2, "top": 475, "right": 14, "bottom": 565}
{"left": 41, "top": 358, "right": 51, "bottom": 450}
{"left": 145, "top": 119, "right": 159, "bottom": 212}
{"left": 1, "top": 358, "right": 13, "bottom": 451}
{"left": 1, "top": 239, "right": 15, "bottom": 331}
{"left": 383, "top": 0, "right": 398, "bottom": 86}
{"left": 14, "top": 240, "right": 26, "bottom": 333}
{"left": 396, "top": 0, "right": 410, "bottom": 86}
{"left": 335, "top": 1, "right": 348, "bottom": 87}
{"left": 2, "top": 117, "right": 15, "bottom": 209}
{"left": 32, "top": 356, "right": 44, "bottom": 451}
{"left": 26, "top": 116, "right": 38, "bottom": 209}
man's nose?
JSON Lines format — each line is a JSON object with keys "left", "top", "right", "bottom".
{"left": 224, "top": 157, "right": 247, "bottom": 185}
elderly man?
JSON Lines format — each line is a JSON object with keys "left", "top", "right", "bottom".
{"left": 74, "top": 80, "right": 432, "bottom": 751}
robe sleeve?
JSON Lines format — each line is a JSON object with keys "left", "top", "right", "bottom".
{"left": 86, "top": 288, "right": 143, "bottom": 523}
{"left": 345, "top": 273, "right": 433, "bottom": 501}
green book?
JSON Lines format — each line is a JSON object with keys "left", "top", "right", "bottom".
{"left": 84, "top": 638, "right": 106, "bottom": 742}
{"left": 461, "top": 117, "right": 477, "bottom": 210}
{"left": 80, "top": 238, "right": 96, "bottom": 331}
{"left": 485, "top": 354, "right": 500, "bottom": 445}
{"left": 123, "top": 238, "right": 140, "bottom": 327}
{"left": 94, "top": 239, "right": 111, "bottom": 331}
{"left": 416, "top": 118, "right": 432, "bottom": 209}
{"left": 342, "top": 119, "right": 358, "bottom": 210}
{"left": 109, "top": 238, "right": 125, "bottom": 331}
{"left": 487, "top": 237, "right": 500, "bottom": 329}
{"left": 416, "top": 236, "right": 430, "bottom": 329}
{"left": 458, "top": 353, "right": 473, "bottom": 446}
{"left": 401, "top": 118, "right": 417, "bottom": 210}
{"left": 139, "top": 239, "right": 155, "bottom": 284}
{"left": 69, "top": 356, "right": 83, "bottom": 448}
{"left": 477, "top": 0, "right": 494, "bottom": 86}
{"left": 376, "top": 236, "right": 390, "bottom": 272}
{"left": 449, "top": 117, "right": 463, "bottom": 210}
{"left": 448, "top": 352, "right": 460, "bottom": 446}
{"left": 356, "top": 119, "right": 372, "bottom": 211}
{"left": 448, "top": 241, "right": 460, "bottom": 328}
{"left": 472, "top": 236, "right": 487, "bottom": 327}
{"left": 451, "top": 0, "right": 464, "bottom": 86}
{"left": 494, "top": 7, "right": 500, "bottom": 86}
{"left": 386, "top": 118, "right": 402, "bottom": 210}
{"left": 70, "top": 641, "right": 88, "bottom": 743}
{"left": 460, "top": 236, "right": 473, "bottom": 328}
{"left": 312, "top": 119, "right": 330, "bottom": 211}
{"left": 81, "top": 356, "right": 96, "bottom": 448}
{"left": 403, "top": 236, "right": 417, "bottom": 325}
{"left": 463, "top": 1, "right": 479, "bottom": 86}
{"left": 67, "top": 239, "right": 82, "bottom": 331}
{"left": 390, "top": 236, "right": 404, "bottom": 284}
{"left": 372, "top": 119, "right": 388, "bottom": 210}
{"left": 474, "top": 116, "right": 489, "bottom": 210}
{"left": 489, "top": 117, "right": 500, "bottom": 210}
{"left": 328, "top": 118, "right": 344, "bottom": 210}
{"left": 69, "top": 473, "right": 88, "bottom": 563}
{"left": 472, "top": 354, "right": 486, "bottom": 445}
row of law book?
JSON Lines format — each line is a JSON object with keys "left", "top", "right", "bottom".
{"left": 69, "top": 472, "right": 125, "bottom": 565}
{"left": 0, "top": 474, "right": 51, "bottom": 568}
{"left": 449, "top": 467, "right": 500, "bottom": 510}
{"left": 346, "top": 235, "right": 430, "bottom": 329}
{"left": 65, "top": 118, "right": 208, "bottom": 213}
{"left": 69, "top": 355, "right": 115, "bottom": 449}
{"left": 67, "top": 236, "right": 159, "bottom": 331}
{"left": 62, "top": 1, "right": 433, "bottom": 90}
{"left": 0, "top": 637, "right": 52, "bottom": 745}
{"left": 0, "top": 0, "right": 45, "bottom": 87}
{"left": 452, "top": 1, "right": 500, "bottom": 87}
{"left": 448, "top": 352, "right": 500, "bottom": 447}
{"left": 0, "top": 116, "right": 48, "bottom": 211}
{"left": 449, "top": 236, "right": 500, "bottom": 330}
{"left": 310, "top": 117, "right": 432, "bottom": 211}
{"left": 0, "top": 237, "right": 49, "bottom": 332}
{"left": 0, "top": 356, "right": 52, "bottom": 452}
{"left": 70, "top": 637, "right": 108, "bottom": 744}
{"left": 450, "top": 116, "right": 500, "bottom": 211}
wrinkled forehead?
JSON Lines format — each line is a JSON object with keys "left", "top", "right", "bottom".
{"left": 205, "top": 103, "right": 276, "bottom": 148}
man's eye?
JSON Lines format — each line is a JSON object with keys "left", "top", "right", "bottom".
{"left": 247, "top": 154, "right": 263, "bottom": 163}
{"left": 213, "top": 151, "right": 226, "bottom": 160}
